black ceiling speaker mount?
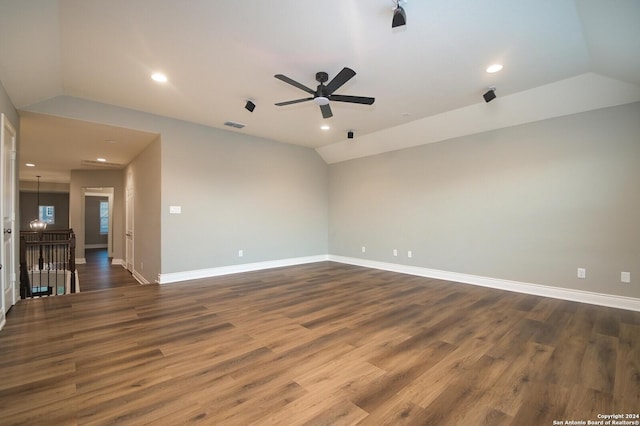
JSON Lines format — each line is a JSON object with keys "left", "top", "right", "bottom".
{"left": 392, "top": 1, "right": 407, "bottom": 28}
{"left": 483, "top": 87, "right": 497, "bottom": 103}
{"left": 245, "top": 100, "right": 256, "bottom": 112}
{"left": 274, "top": 67, "right": 375, "bottom": 119}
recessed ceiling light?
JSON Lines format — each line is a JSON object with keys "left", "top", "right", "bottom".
{"left": 320, "top": 125, "right": 330, "bottom": 130}
{"left": 486, "top": 64, "right": 503, "bottom": 73}
{"left": 25, "top": 163, "right": 35, "bottom": 167}
{"left": 97, "top": 158, "right": 107, "bottom": 162}
{"left": 151, "top": 72, "right": 168, "bottom": 83}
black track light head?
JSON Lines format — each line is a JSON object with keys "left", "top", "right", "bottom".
{"left": 483, "top": 87, "right": 497, "bottom": 103}
{"left": 245, "top": 100, "right": 256, "bottom": 112}
{"left": 392, "top": 2, "right": 407, "bottom": 28}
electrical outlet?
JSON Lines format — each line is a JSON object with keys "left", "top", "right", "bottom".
{"left": 407, "top": 250, "right": 412, "bottom": 258}
{"left": 362, "top": 246, "right": 366, "bottom": 253}
{"left": 577, "top": 268, "right": 586, "bottom": 279}
{"left": 238, "top": 249, "right": 243, "bottom": 257}
{"left": 621, "top": 272, "right": 631, "bottom": 283}
{"left": 393, "top": 249, "right": 398, "bottom": 257}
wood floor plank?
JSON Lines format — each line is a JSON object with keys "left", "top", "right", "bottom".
{"left": 456, "top": 406, "right": 514, "bottom": 426}
{"left": 563, "top": 386, "right": 613, "bottom": 421}
{"left": 394, "top": 338, "right": 490, "bottom": 409}
{"left": 297, "top": 360, "right": 385, "bottom": 404}
{"left": 300, "top": 399, "right": 368, "bottom": 426}
{"left": 1, "top": 261, "right": 639, "bottom": 424}
{"left": 579, "top": 333, "right": 618, "bottom": 394}
{"left": 209, "top": 380, "right": 307, "bottom": 425}
{"left": 511, "top": 382, "right": 571, "bottom": 425}
{"left": 415, "top": 354, "right": 510, "bottom": 424}
{"left": 472, "top": 341, "right": 554, "bottom": 417}
{"left": 356, "top": 399, "right": 426, "bottom": 425}
{"left": 613, "top": 322, "right": 640, "bottom": 411}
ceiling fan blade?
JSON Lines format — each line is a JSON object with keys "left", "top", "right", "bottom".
{"left": 275, "top": 97, "right": 314, "bottom": 106}
{"left": 274, "top": 74, "right": 315, "bottom": 95}
{"left": 325, "top": 67, "right": 356, "bottom": 95}
{"left": 320, "top": 103, "right": 333, "bottom": 119}
{"left": 329, "top": 94, "right": 375, "bottom": 105}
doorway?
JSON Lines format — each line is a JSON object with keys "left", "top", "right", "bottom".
{"left": 83, "top": 187, "right": 114, "bottom": 261}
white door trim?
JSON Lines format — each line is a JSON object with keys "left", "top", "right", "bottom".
{"left": 1, "top": 113, "right": 17, "bottom": 329}
{"left": 125, "top": 186, "right": 134, "bottom": 273}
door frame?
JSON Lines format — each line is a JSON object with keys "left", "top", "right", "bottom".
{"left": 1, "top": 113, "right": 17, "bottom": 329}
{"left": 83, "top": 188, "right": 114, "bottom": 257}
{"left": 125, "top": 185, "right": 134, "bottom": 273}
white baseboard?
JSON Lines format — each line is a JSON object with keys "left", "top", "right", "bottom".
{"left": 75, "top": 258, "right": 86, "bottom": 265}
{"left": 329, "top": 255, "right": 640, "bottom": 312}
{"left": 158, "top": 255, "right": 329, "bottom": 284}
{"left": 111, "top": 258, "right": 124, "bottom": 266}
{"left": 85, "top": 244, "right": 108, "bottom": 249}
{"left": 154, "top": 253, "right": 639, "bottom": 311}
{"left": 132, "top": 270, "right": 149, "bottom": 285}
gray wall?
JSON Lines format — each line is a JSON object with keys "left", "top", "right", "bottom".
{"left": 161, "top": 121, "right": 328, "bottom": 272}
{"left": 126, "top": 137, "right": 161, "bottom": 283}
{"left": 329, "top": 102, "right": 640, "bottom": 298}
{"left": 28, "top": 96, "right": 329, "bottom": 276}
{"left": 84, "top": 195, "right": 108, "bottom": 246}
{"left": 19, "top": 191, "right": 70, "bottom": 230}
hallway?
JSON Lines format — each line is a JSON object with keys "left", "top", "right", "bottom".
{"left": 76, "top": 248, "right": 140, "bottom": 292}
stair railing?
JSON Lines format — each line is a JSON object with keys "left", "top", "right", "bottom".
{"left": 19, "top": 229, "right": 77, "bottom": 298}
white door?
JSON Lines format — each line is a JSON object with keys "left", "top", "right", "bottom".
{"left": 125, "top": 186, "right": 134, "bottom": 272}
{"left": 1, "top": 114, "right": 17, "bottom": 327}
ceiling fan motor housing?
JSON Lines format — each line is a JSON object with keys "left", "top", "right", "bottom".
{"left": 315, "top": 72, "right": 329, "bottom": 83}
{"left": 315, "top": 84, "right": 329, "bottom": 102}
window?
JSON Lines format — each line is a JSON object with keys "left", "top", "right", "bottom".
{"left": 100, "top": 201, "right": 109, "bottom": 234}
{"left": 39, "top": 205, "right": 55, "bottom": 224}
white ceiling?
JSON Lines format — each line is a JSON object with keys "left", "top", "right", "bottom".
{"left": 1, "top": 0, "right": 639, "bottom": 183}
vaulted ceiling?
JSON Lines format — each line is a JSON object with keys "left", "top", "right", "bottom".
{"left": 1, "top": 0, "right": 639, "bottom": 182}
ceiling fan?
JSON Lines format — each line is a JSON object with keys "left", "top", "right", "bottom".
{"left": 274, "top": 67, "right": 375, "bottom": 119}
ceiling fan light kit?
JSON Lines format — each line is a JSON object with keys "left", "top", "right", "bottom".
{"left": 274, "top": 67, "right": 375, "bottom": 119}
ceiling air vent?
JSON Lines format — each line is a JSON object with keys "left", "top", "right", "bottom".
{"left": 224, "top": 121, "right": 246, "bottom": 129}
{"left": 81, "top": 160, "right": 124, "bottom": 169}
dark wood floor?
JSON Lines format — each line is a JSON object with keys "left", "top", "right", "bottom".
{"left": 1, "top": 262, "right": 639, "bottom": 424}
{"left": 76, "top": 248, "right": 140, "bottom": 292}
